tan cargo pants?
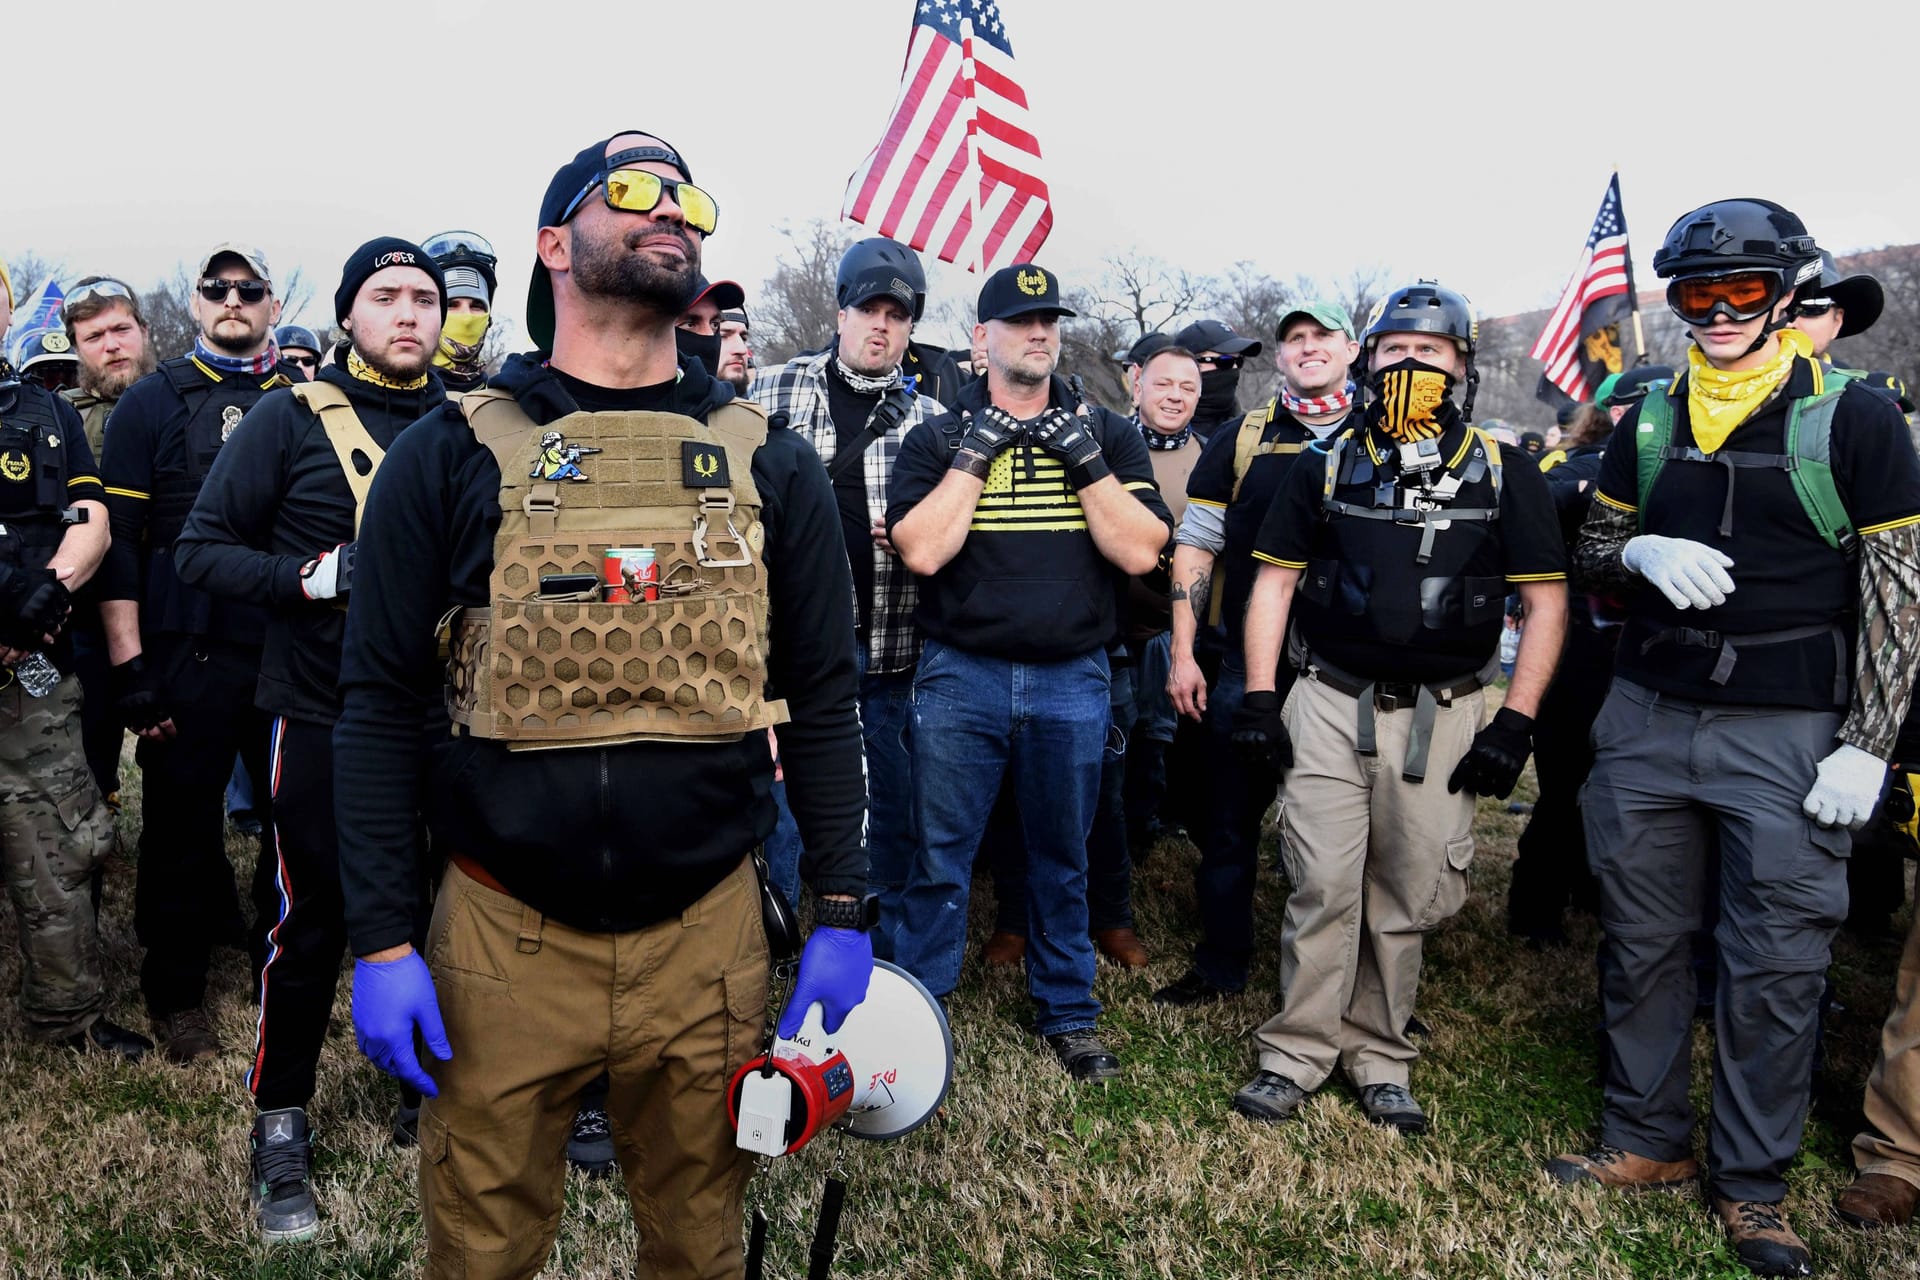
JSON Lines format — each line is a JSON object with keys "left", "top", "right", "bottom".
{"left": 419, "top": 856, "right": 769, "bottom": 1280}
{"left": 1252, "top": 673, "right": 1480, "bottom": 1090}
{"left": 1853, "top": 900, "right": 1920, "bottom": 1189}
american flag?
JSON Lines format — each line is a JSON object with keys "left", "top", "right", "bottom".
{"left": 1530, "top": 174, "right": 1634, "bottom": 402}
{"left": 842, "top": 0, "right": 1052, "bottom": 274}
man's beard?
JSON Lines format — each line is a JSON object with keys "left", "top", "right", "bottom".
{"left": 80, "top": 348, "right": 156, "bottom": 399}
{"left": 724, "top": 368, "right": 750, "bottom": 394}
{"left": 997, "top": 354, "right": 1052, "bottom": 388}
{"left": 571, "top": 223, "right": 698, "bottom": 316}
{"left": 204, "top": 317, "right": 266, "bottom": 354}
{"left": 356, "top": 339, "right": 432, "bottom": 382}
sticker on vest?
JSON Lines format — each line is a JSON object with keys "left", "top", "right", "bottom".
{"left": 531, "top": 430, "right": 601, "bottom": 482}
{"left": 221, "top": 404, "right": 244, "bottom": 442}
{"left": 682, "top": 440, "right": 730, "bottom": 488}
{"left": 0, "top": 452, "right": 28, "bottom": 482}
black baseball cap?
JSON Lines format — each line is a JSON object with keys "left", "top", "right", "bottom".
{"left": 1112, "top": 331, "right": 1174, "bottom": 366}
{"left": 977, "top": 263, "right": 1076, "bottom": 323}
{"left": 688, "top": 276, "right": 745, "bottom": 312}
{"left": 526, "top": 129, "right": 694, "bottom": 351}
{"left": 1174, "top": 318, "right": 1261, "bottom": 359}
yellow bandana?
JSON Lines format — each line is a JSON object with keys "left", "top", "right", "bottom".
{"left": 347, "top": 347, "right": 430, "bottom": 391}
{"left": 1685, "top": 328, "right": 1811, "bottom": 454}
{"left": 1374, "top": 364, "right": 1452, "bottom": 443}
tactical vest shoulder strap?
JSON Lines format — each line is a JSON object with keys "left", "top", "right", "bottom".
{"left": 290, "top": 381, "right": 387, "bottom": 537}
{"left": 705, "top": 399, "right": 770, "bottom": 507}
{"left": 1229, "top": 403, "right": 1273, "bottom": 502}
{"left": 1471, "top": 426, "right": 1503, "bottom": 501}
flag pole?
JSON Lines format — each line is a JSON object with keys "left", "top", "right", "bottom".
{"left": 965, "top": 25, "right": 983, "bottom": 275}
{"left": 1615, "top": 165, "right": 1648, "bottom": 364}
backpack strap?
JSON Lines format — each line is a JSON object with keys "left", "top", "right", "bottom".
{"left": 1784, "top": 387, "right": 1855, "bottom": 552}
{"left": 1229, "top": 400, "right": 1308, "bottom": 502}
{"left": 1632, "top": 378, "right": 1679, "bottom": 524}
{"left": 290, "top": 381, "right": 386, "bottom": 537}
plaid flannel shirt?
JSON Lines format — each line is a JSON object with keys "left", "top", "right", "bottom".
{"left": 750, "top": 349, "right": 945, "bottom": 675}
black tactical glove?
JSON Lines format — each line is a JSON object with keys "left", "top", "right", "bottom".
{"left": 0, "top": 564, "right": 71, "bottom": 649}
{"left": 1447, "top": 706, "right": 1534, "bottom": 798}
{"left": 109, "top": 655, "right": 170, "bottom": 733}
{"left": 1230, "top": 689, "right": 1293, "bottom": 778}
{"left": 1028, "top": 406, "right": 1111, "bottom": 489}
{"left": 950, "top": 407, "right": 1023, "bottom": 480}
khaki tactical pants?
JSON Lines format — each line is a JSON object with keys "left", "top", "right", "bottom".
{"left": 1853, "top": 899, "right": 1920, "bottom": 1190}
{"left": 0, "top": 674, "right": 115, "bottom": 1039}
{"left": 420, "top": 857, "right": 769, "bottom": 1280}
{"left": 1252, "top": 673, "right": 1480, "bottom": 1091}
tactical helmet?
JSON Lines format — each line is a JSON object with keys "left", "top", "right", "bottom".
{"left": 1651, "top": 198, "right": 1819, "bottom": 284}
{"left": 1362, "top": 280, "right": 1478, "bottom": 354}
{"left": 836, "top": 237, "right": 926, "bottom": 321}
{"left": 11, "top": 326, "right": 78, "bottom": 373}
{"left": 275, "top": 324, "right": 323, "bottom": 356}
{"left": 421, "top": 230, "right": 499, "bottom": 297}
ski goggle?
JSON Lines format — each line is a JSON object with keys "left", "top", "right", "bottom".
{"left": 560, "top": 168, "right": 719, "bottom": 236}
{"left": 1666, "top": 270, "right": 1784, "bottom": 325}
{"left": 61, "top": 278, "right": 136, "bottom": 321}
{"left": 1795, "top": 299, "right": 1835, "bottom": 318}
{"left": 421, "top": 230, "right": 496, "bottom": 266}
{"left": 198, "top": 278, "right": 270, "bottom": 304}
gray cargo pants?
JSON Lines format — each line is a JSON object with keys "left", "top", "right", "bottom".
{"left": 1583, "top": 678, "right": 1848, "bottom": 1203}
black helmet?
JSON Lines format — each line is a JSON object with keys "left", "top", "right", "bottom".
{"left": 835, "top": 237, "right": 925, "bottom": 321}
{"left": 1651, "top": 198, "right": 1819, "bottom": 284}
{"left": 1361, "top": 280, "right": 1478, "bottom": 355}
{"left": 421, "top": 229, "right": 499, "bottom": 298}
{"left": 275, "top": 324, "right": 322, "bottom": 355}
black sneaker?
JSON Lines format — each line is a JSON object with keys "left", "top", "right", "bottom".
{"left": 1231, "top": 1071, "right": 1310, "bottom": 1124}
{"left": 1152, "top": 968, "right": 1233, "bottom": 1007}
{"left": 249, "top": 1107, "right": 319, "bottom": 1241}
{"left": 1357, "top": 1082, "right": 1428, "bottom": 1135}
{"left": 1044, "top": 1030, "right": 1121, "bottom": 1082}
{"left": 567, "top": 1106, "right": 616, "bottom": 1175}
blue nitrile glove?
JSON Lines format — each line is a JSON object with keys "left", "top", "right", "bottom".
{"left": 776, "top": 926, "right": 874, "bottom": 1037}
{"left": 352, "top": 950, "right": 452, "bottom": 1097}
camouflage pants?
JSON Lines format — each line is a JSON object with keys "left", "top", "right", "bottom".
{"left": 0, "top": 673, "right": 115, "bottom": 1039}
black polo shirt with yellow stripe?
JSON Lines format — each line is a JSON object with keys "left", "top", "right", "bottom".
{"left": 887, "top": 374, "right": 1173, "bottom": 662}
{"left": 1593, "top": 355, "right": 1920, "bottom": 709}
{"left": 1252, "top": 418, "right": 1565, "bottom": 683}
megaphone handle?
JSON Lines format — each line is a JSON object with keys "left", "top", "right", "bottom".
{"left": 745, "top": 1204, "right": 768, "bottom": 1280}
{"left": 806, "top": 1173, "right": 847, "bottom": 1280}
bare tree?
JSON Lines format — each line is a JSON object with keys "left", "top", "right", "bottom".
{"left": 751, "top": 220, "right": 862, "bottom": 368}
{"left": 139, "top": 265, "right": 199, "bottom": 361}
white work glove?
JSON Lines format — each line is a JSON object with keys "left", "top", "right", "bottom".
{"left": 1803, "top": 743, "right": 1888, "bottom": 831}
{"left": 299, "top": 543, "right": 354, "bottom": 601}
{"left": 1621, "top": 535, "right": 1735, "bottom": 610}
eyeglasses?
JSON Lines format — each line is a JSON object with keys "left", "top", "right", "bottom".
{"left": 283, "top": 354, "right": 318, "bottom": 370}
{"left": 421, "top": 230, "right": 496, "bottom": 264}
{"left": 199, "top": 278, "right": 270, "bottom": 305}
{"left": 1195, "top": 354, "right": 1243, "bottom": 370}
{"left": 560, "top": 169, "right": 719, "bottom": 236}
{"left": 60, "top": 279, "right": 135, "bottom": 320}
{"left": 1795, "top": 300, "right": 1836, "bottom": 318}
{"left": 1666, "top": 270, "right": 1783, "bottom": 325}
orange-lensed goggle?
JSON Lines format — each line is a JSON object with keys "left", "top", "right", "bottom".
{"left": 1666, "top": 270, "right": 1784, "bottom": 325}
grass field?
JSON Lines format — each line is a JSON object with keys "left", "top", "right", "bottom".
{"left": 2, "top": 758, "right": 1918, "bottom": 1279}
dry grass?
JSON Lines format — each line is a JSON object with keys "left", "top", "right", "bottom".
{"left": 2, "top": 750, "right": 1919, "bottom": 1278}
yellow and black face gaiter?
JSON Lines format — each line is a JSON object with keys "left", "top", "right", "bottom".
{"left": 1368, "top": 358, "right": 1456, "bottom": 443}
{"left": 434, "top": 311, "right": 491, "bottom": 380}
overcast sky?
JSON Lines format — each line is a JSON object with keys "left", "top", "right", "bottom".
{"left": 10, "top": 0, "right": 1917, "bottom": 351}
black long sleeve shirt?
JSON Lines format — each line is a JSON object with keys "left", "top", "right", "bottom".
{"left": 173, "top": 365, "right": 446, "bottom": 725}
{"left": 333, "top": 353, "right": 867, "bottom": 954}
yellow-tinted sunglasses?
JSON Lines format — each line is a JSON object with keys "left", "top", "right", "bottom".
{"left": 562, "top": 167, "right": 719, "bottom": 237}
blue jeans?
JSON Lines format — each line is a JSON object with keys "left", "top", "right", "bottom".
{"left": 1188, "top": 657, "right": 1284, "bottom": 990}
{"left": 990, "top": 661, "right": 1134, "bottom": 935}
{"left": 895, "top": 640, "right": 1108, "bottom": 1035}
{"left": 764, "top": 646, "right": 916, "bottom": 960}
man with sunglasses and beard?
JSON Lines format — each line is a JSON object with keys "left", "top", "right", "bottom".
{"left": 333, "top": 132, "right": 871, "bottom": 1280}
{"left": 61, "top": 280, "right": 158, "bottom": 809}
{"left": 174, "top": 237, "right": 448, "bottom": 1241}
{"left": 99, "top": 244, "right": 299, "bottom": 1066}
{"left": 1552, "top": 198, "right": 1920, "bottom": 1278}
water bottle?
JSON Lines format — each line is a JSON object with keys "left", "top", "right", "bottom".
{"left": 11, "top": 651, "right": 60, "bottom": 698}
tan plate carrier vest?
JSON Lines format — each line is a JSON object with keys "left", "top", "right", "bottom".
{"left": 444, "top": 388, "right": 789, "bottom": 750}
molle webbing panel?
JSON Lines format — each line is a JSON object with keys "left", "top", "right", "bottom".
{"left": 447, "top": 392, "right": 787, "bottom": 748}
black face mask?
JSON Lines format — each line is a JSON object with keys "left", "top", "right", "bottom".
{"left": 675, "top": 326, "right": 721, "bottom": 374}
{"left": 1197, "top": 367, "right": 1240, "bottom": 421}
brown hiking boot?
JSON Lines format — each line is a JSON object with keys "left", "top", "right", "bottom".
{"left": 154, "top": 1007, "right": 222, "bottom": 1064}
{"left": 1834, "top": 1171, "right": 1920, "bottom": 1229}
{"left": 982, "top": 930, "right": 1025, "bottom": 968}
{"left": 1545, "top": 1143, "right": 1699, "bottom": 1190}
{"left": 1092, "top": 927, "right": 1148, "bottom": 968}
{"left": 1712, "top": 1196, "right": 1811, "bottom": 1276}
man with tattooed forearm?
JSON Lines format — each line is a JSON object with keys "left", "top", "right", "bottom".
{"left": 1550, "top": 197, "right": 1920, "bottom": 1280}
